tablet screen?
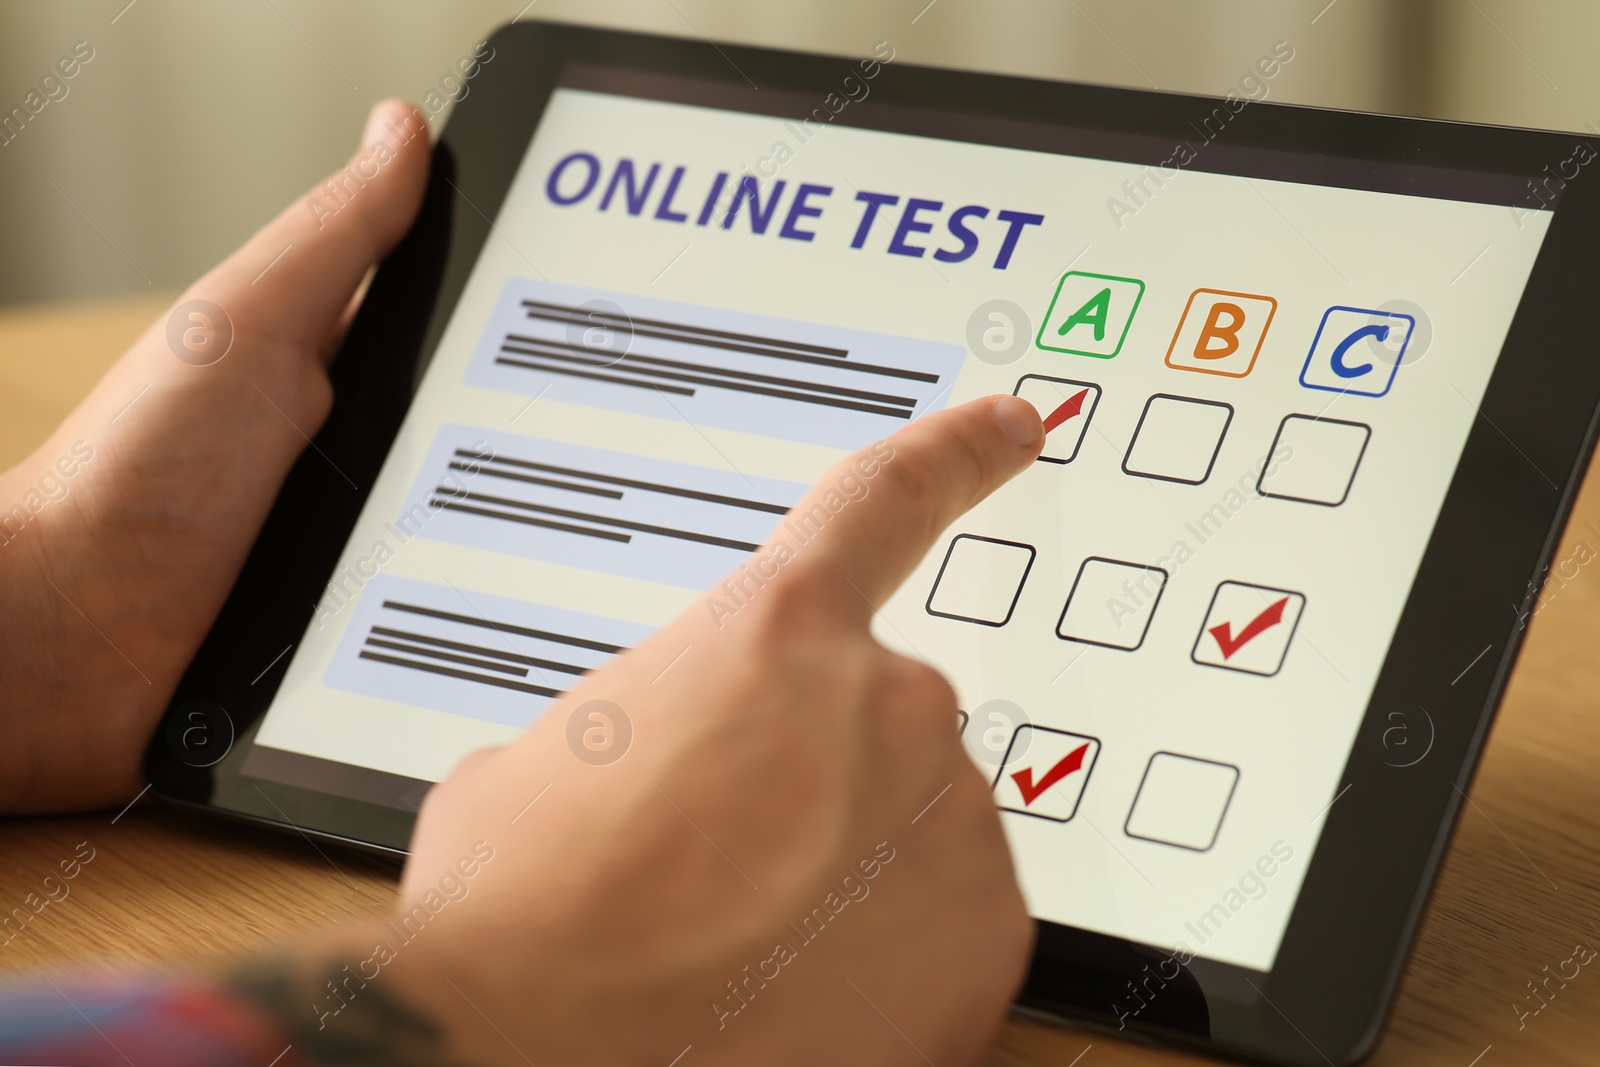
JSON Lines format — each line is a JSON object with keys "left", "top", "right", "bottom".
{"left": 246, "top": 71, "right": 1553, "bottom": 973}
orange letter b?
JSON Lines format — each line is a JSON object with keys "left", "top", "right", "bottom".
{"left": 1194, "top": 302, "right": 1245, "bottom": 360}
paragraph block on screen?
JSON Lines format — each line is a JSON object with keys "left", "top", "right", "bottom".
{"left": 467, "top": 279, "right": 966, "bottom": 450}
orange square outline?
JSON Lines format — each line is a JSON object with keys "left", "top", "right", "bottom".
{"left": 1163, "top": 288, "right": 1279, "bottom": 378}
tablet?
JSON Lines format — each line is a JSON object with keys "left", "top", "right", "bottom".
{"left": 146, "top": 20, "right": 1600, "bottom": 1066}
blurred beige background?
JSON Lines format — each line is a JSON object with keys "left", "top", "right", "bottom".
{"left": 0, "top": 0, "right": 1595, "bottom": 307}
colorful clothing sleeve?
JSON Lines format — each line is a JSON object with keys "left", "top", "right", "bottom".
{"left": 0, "top": 977, "right": 301, "bottom": 1067}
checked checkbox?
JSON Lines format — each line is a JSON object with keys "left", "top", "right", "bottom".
{"left": 993, "top": 724, "right": 1102, "bottom": 823}
{"left": 1192, "top": 581, "right": 1306, "bottom": 676}
{"left": 1013, "top": 375, "right": 1101, "bottom": 464}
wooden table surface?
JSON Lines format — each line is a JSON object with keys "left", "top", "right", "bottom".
{"left": 2, "top": 294, "right": 1598, "bottom": 1065}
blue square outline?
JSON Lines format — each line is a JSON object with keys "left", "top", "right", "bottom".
{"left": 1297, "top": 305, "right": 1416, "bottom": 398}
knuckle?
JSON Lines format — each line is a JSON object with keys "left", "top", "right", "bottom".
{"left": 891, "top": 657, "right": 959, "bottom": 714}
{"left": 942, "top": 420, "right": 996, "bottom": 501}
{"left": 877, "top": 655, "right": 960, "bottom": 744}
{"left": 414, "top": 746, "right": 500, "bottom": 823}
{"left": 738, "top": 572, "right": 866, "bottom": 680}
{"left": 412, "top": 773, "right": 457, "bottom": 831}
{"left": 742, "top": 566, "right": 829, "bottom": 639}
{"left": 877, "top": 451, "right": 943, "bottom": 518}
{"left": 878, "top": 423, "right": 993, "bottom": 537}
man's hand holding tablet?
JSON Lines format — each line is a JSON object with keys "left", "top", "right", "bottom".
{"left": 0, "top": 99, "right": 430, "bottom": 813}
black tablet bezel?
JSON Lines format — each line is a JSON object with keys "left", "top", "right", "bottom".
{"left": 143, "top": 20, "right": 1600, "bottom": 1065}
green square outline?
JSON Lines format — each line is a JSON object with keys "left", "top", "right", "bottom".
{"left": 1035, "top": 271, "right": 1146, "bottom": 359}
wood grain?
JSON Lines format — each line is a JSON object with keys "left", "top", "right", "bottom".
{"left": 0, "top": 294, "right": 169, "bottom": 467}
{"left": 2, "top": 297, "right": 1598, "bottom": 1064}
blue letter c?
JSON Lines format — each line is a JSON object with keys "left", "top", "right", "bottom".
{"left": 1330, "top": 324, "right": 1388, "bottom": 379}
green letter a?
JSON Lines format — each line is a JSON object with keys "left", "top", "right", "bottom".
{"left": 1059, "top": 287, "right": 1112, "bottom": 341}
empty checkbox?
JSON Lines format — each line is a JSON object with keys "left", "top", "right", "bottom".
{"left": 1257, "top": 415, "right": 1371, "bottom": 507}
{"left": 1122, "top": 394, "right": 1233, "bottom": 485}
{"left": 1124, "top": 752, "right": 1240, "bottom": 852}
{"left": 1056, "top": 557, "right": 1168, "bottom": 650}
{"left": 926, "top": 535, "right": 1036, "bottom": 627}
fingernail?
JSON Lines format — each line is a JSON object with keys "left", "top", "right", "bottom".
{"left": 362, "top": 102, "right": 394, "bottom": 148}
{"left": 990, "top": 394, "right": 1043, "bottom": 449}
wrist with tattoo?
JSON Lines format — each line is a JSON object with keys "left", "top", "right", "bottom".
{"left": 222, "top": 949, "right": 466, "bottom": 1067}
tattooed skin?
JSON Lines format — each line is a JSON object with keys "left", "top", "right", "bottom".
{"left": 0, "top": 957, "right": 467, "bottom": 1067}
{"left": 224, "top": 954, "right": 470, "bottom": 1067}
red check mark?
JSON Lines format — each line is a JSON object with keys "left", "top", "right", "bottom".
{"left": 1010, "top": 742, "right": 1091, "bottom": 806}
{"left": 1208, "top": 596, "right": 1290, "bottom": 660}
{"left": 1043, "top": 388, "right": 1090, "bottom": 434}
